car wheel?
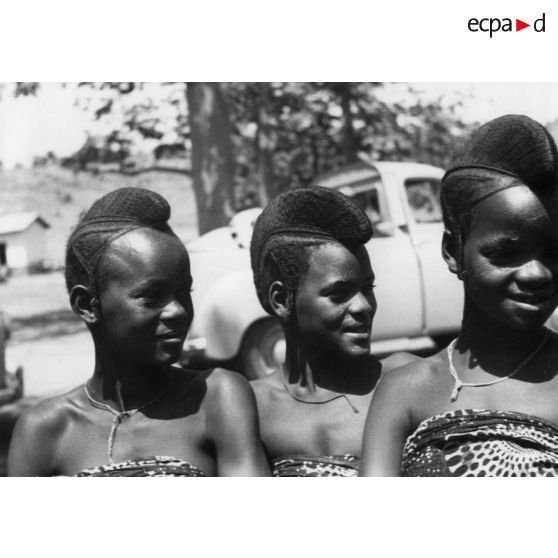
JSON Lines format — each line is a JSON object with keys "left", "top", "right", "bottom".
{"left": 239, "top": 318, "right": 285, "bottom": 380}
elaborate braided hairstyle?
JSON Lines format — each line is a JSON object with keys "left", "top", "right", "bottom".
{"left": 65, "top": 187, "right": 176, "bottom": 295}
{"left": 441, "top": 114, "right": 558, "bottom": 274}
{"left": 250, "top": 186, "right": 373, "bottom": 317}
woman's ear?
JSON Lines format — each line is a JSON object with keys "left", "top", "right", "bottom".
{"left": 268, "top": 281, "right": 290, "bottom": 320}
{"left": 70, "top": 285, "right": 99, "bottom": 324}
{"left": 442, "top": 230, "right": 459, "bottom": 276}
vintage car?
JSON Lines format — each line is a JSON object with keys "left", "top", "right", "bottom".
{"left": 0, "top": 311, "right": 22, "bottom": 406}
{"left": 184, "top": 161, "right": 558, "bottom": 379}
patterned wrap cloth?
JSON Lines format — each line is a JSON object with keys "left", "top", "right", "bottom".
{"left": 272, "top": 454, "right": 360, "bottom": 477}
{"left": 402, "top": 409, "right": 558, "bottom": 477}
{"left": 76, "top": 456, "right": 206, "bottom": 477}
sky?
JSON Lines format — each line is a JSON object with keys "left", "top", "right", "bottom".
{"left": 1, "top": 82, "right": 558, "bottom": 169}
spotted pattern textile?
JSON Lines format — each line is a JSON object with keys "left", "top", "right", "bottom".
{"left": 76, "top": 456, "right": 206, "bottom": 477}
{"left": 402, "top": 409, "right": 558, "bottom": 477}
{"left": 272, "top": 454, "right": 360, "bottom": 477}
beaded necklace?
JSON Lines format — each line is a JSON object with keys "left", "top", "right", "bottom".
{"left": 281, "top": 366, "right": 359, "bottom": 414}
{"left": 447, "top": 330, "right": 551, "bottom": 402}
{"left": 84, "top": 372, "right": 173, "bottom": 463}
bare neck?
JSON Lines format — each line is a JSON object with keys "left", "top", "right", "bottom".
{"left": 282, "top": 338, "right": 380, "bottom": 396}
{"left": 457, "top": 307, "right": 549, "bottom": 374}
{"left": 88, "top": 347, "right": 172, "bottom": 411}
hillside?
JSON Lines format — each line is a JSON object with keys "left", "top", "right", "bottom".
{"left": 0, "top": 166, "right": 198, "bottom": 267}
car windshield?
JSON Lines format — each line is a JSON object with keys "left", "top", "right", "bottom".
{"left": 344, "top": 182, "right": 382, "bottom": 225}
{"left": 405, "top": 178, "right": 442, "bottom": 223}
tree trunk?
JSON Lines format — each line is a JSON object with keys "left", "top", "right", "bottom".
{"left": 0, "top": 312, "right": 9, "bottom": 389}
{"left": 254, "top": 83, "right": 276, "bottom": 205}
{"left": 186, "top": 83, "right": 235, "bottom": 235}
{"left": 337, "top": 83, "right": 359, "bottom": 163}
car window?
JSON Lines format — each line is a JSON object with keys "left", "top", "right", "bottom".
{"left": 339, "top": 179, "right": 392, "bottom": 237}
{"left": 405, "top": 178, "right": 442, "bottom": 223}
{"left": 351, "top": 187, "right": 382, "bottom": 225}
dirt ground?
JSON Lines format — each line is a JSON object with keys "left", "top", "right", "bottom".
{"left": 0, "top": 272, "right": 94, "bottom": 474}
{"left": 2, "top": 272, "right": 93, "bottom": 397}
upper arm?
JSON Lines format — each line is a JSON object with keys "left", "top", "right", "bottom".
{"left": 7, "top": 405, "right": 59, "bottom": 477}
{"left": 359, "top": 367, "right": 416, "bottom": 477}
{"left": 206, "top": 370, "right": 270, "bottom": 477}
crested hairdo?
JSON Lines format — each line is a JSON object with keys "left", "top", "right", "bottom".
{"left": 441, "top": 114, "right": 558, "bottom": 270}
{"left": 65, "top": 187, "right": 175, "bottom": 294}
{"left": 250, "top": 186, "right": 373, "bottom": 315}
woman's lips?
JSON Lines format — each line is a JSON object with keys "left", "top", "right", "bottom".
{"left": 511, "top": 292, "right": 556, "bottom": 311}
{"left": 157, "top": 331, "right": 186, "bottom": 341}
{"left": 343, "top": 324, "right": 371, "bottom": 336}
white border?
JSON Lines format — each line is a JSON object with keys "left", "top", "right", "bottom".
{"left": 1, "top": 1, "right": 558, "bottom": 81}
{"left": 2, "top": 1, "right": 558, "bottom": 556}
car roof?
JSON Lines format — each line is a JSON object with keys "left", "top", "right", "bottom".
{"left": 313, "top": 160, "right": 444, "bottom": 190}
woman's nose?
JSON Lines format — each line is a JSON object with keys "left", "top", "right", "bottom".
{"left": 350, "top": 291, "right": 376, "bottom": 317}
{"left": 515, "top": 258, "right": 554, "bottom": 288}
{"left": 161, "top": 299, "right": 189, "bottom": 320}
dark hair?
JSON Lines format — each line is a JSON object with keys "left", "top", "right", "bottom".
{"left": 441, "top": 169, "right": 523, "bottom": 241}
{"left": 65, "top": 187, "right": 175, "bottom": 294}
{"left": 251, "top": 186, "right": 373, "bottom": 317}
{"left": 441, "top": 115, "right": 558, "bottom": 273}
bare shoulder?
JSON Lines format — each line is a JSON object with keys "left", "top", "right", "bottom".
{"left": 9, "top": 386, "right": 85, "bottom": 475}
{"left": 204, "top": 367, "right": 254, "bottom": 403}
{"left": 381, "top": 351, "right": 421, "bottom": 373}
{"left": 15, "top": 386, "right": 83, "bottom": 437}
{"left": 202, "top": 368, "right": 261, "bottom": 442}
{"left": 249, "top": 373, "right": 286, "bottom": 417}
{"left": 250, "top": 372, "right": 282, "bottom": 398}
{"left": 376, "top": 351, "right": 445, "bottom": 399}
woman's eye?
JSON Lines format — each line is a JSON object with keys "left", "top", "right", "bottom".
{"left": 363, "top": 283, "right": 376, "bottom": 294}
{"left": 140, "top": 291, "right": 162, "bottom": 302}
{"left": 485, "top": 248, "right": 518, "bottom": 264}
{"left": 328, "top": 290, "right": 349, "bottom": 302}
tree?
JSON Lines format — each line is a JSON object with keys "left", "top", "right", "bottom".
{"left": 74, "top": 82, "right": 237, "bottom": 234}
{"left": 6, "top": 82, "right": 472, "bottom": 233}
{"left": 186, "top": 83, "right": 235, "bottom": 233}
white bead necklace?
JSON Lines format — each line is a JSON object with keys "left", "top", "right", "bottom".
{"left": 447, "top": 330, "right": 551, "bottom": 402}
{"left": 84, "top": 373, "right": 173, "bottom": 463}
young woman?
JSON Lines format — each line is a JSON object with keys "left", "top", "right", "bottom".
{"left": 250, "top": 186, "right": 415, "bottom": 476}
{"left": 8, "top": 187, "right": 269, "bottom": 476}
{"left": 360, "top": 114, "right": 558, "bottom": 477}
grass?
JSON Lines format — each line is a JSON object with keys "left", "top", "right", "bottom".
{"left": 0, "top": 166, "right": 199, "bottom": 269}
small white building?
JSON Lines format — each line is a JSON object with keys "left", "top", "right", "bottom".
{"left": 0, "top": 212, "right": 50, "bottom": 274}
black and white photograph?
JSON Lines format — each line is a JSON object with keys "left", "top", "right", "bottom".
{"left": 1, "top": 82, "right": 558, "bottom": 478}
{"left": 3, "top": 1, "right": 558, "bottom": 556}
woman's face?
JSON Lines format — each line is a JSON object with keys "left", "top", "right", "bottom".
{"left": 96, "top": 228, "right": 193, "bottom": 367}
{"left": 461, "top": 185, "right": 558, "bottom": 332}
{"left": 294, "top": 243, "right": 376, "bottom": 359}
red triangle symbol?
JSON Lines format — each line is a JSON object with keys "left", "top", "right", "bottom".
{"left": 516, "top": 19, "right": 530, "bottom": 31}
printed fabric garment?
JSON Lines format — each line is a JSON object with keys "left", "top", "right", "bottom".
{"left": 402, "top": 409, "right": 558, "bottom": 477}
{"left": 76, "top": 456, "right": 206, "bottom": 477}
{"left": 272, "top": 454, "right": 360, "bottom": 477}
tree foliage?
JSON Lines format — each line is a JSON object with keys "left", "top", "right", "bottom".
{"left": 6, "top": 82, "right": 472, "bottom": 233}
{"left": 227, "top": 83, "right": 470, "bottom": 207}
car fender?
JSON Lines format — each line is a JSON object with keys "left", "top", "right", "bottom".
{"left": 194, "top": 268, "right": 268, "bottom": 361}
